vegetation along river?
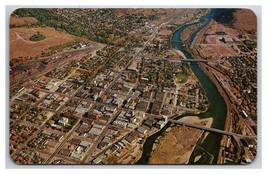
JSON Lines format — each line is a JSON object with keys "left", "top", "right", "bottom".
{"left": 136, "top": 9, "right": 227, "bottom": 164}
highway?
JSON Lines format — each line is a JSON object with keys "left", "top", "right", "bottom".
{"left": 168, "top": 119, "right": 257, "bottom": 139}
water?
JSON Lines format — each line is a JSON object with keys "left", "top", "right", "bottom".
{"left": 136, "top": 9, "right": 227, "bottom": 164}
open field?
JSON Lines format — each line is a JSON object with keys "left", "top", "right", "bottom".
{"left": 10, "top": 27, "right": 77, "bottom": 59}
{"left": 149, "top": 116, "right": 213, "bottom": 164}
{"left": 176, "top": 73, "right": 188, "bottom": 83}
{"left": 10, "top": 16, "right": 38, "bottom": 27}
{"left": 198, "top": 44, "right": 236, "bottom": 58}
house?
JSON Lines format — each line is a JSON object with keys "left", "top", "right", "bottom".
{"left": 133, "top": 110, "right": 145, "bottom": 118}
{"left": 110, "top": 145, "right": 117, "bottom": 152}
{"left": 70, "top": 151, "right": 84, "bottom": 160}
{"left": 76, "top": 123, "right": 91, "bottom": 136}
{"left": 151, "top": 101, "right": 162, "bottom": 115}
{"left": 112, "top": 98, "right": 124, "bottom": 107}
{"left": 79, "top": 141, "right": 91, "bottom": 150}
{"left": 113, "top": 120, "right": 127, "bottom": 128}
{"left": 116, "top": 116, "right": 129, "bottom": 123}
{"left": 58, "top": 117, "right": 69, "bottom": 126}
{"left": 156, "top": 120, "right": 167, "bottom": 129}
{"left": 155, "top": 91, "right": 165, "bottom": 101}
{"left": 127, "top": 123, "right": 136, "bottom": 129}
{"left": 92, "top": 157, "right": 102, "bottom": 164}
{"left": 93, "top": 93, "right": 99, "bottom": 101}
{"left": 105, "top": 106, "right": 116, "bottom": 113}
{"left": 143, "top": 119, "right": 154, "bottom": 128}
{"left": 68, "top": 138, "right": 81, "bottom": 146}
{"left": 56, "top": 87, "right": 66, "bottom": 93}
{"left": 99, "top": 116, "right": 109, "bottom": 123}
{"left": 98, "top": 142, "right": 109, "bottom": 149}
{"left": 125, "top": 135, "right": 137, "bottom": 144}
{"left": 89, "top": 127, "right": 102, "bottom": 136}
{"left": 81, "top": 118, "right": 94, "bottom": 125}
{"left": 137, "top": 126, "right": 148, "bottom": 134}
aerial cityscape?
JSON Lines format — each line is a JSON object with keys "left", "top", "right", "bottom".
{"left": 9, "top": 8, "right": 257, "bottom": 165}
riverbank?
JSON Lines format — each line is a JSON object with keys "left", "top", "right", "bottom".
{"left": 190, "top": 18, "right": 233, "bottom": 163}
{"left": 148, "top": 116, "right": 213, "bottom": 164}
{"left": 181, "top": 23, "right": 203, "bottom": 42}
{"left": 189, "top": 18, "right": 231, "bottom": 128}
{"left": 198, "top": 63, "right": 233, "bottom": 163}
{"left": 181, "top": 25, "right": 198, "bottom": 42}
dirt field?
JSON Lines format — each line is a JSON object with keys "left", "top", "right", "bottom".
{"left": 198, "top": 44, "right": 236, "bottom": 58}
{"left": 10, "top": 27, "right": 77, "bottom": 59}
{"left": 194, "top": 20, "right": 240, "bottom": 59}
{"left": 206, "top": 20, "right": 239, "bottom": 36}
{"left": 158, "top": 29, "right": 173, "bottom": 36}
{"left": 10, "top": 16, "right": 38, "bottom": 27}
{"left": 149, "top": 116, "right": 213, "bottom": 164}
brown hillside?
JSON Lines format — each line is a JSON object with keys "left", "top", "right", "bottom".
{"left": 233, "top": 9, "right": 257, "bottom": 34}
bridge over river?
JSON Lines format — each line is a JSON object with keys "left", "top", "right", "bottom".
{"left": 146, "top": 56, "right": 216, "bottom": 63}
{"left": 168, "top": 119, "right": 257, "bottom": 139}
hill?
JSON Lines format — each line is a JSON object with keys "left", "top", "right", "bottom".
{"left": 213, "top": 9, "right": 257, "bottom": 34}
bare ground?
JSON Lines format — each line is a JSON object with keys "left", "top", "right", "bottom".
{"left": 10, "top": 27, "right": 77, "bottom": 59}
{"left": 149, "top": 116, "right": 213, "bottom": 164}
{"left": 232, "top": 9, "right": 257, "bottom": 34}
{"left": 10, "top": 16, "right": 38, "bottom": 27}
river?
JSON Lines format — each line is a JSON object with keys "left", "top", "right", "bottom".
{"left": 136, "top": 9, "right": 227, "bottom": 164}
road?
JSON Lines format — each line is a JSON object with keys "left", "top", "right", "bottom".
{"left": 44, "top": 121, "right": 81, "bottom": 164}
{"left": 81, "top": 22, "right": 166, "bottom": 163}
{"left": 40, "top": 24, "right": 162, "bottom": 163}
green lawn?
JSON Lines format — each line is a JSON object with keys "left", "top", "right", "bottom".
{"left": 176, "top": 73, "right": 188, "bottom": 83}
